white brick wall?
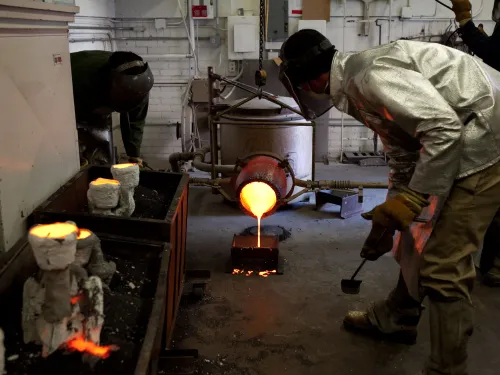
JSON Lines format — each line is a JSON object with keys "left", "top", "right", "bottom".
{"left": 72, "top": 0, "right": 498, "bottom": 165}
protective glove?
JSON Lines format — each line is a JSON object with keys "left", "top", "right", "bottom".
{"left": 128, "top": 156, "right": 144, "bottom": 168}
{"left": 451, "top": 0, "right": 472, "bottom": 26}
{"left": 478, "top": 23, "right": 488, "bottom": 36}
{"left": 362, "top": 187, "right": 429, "bottom": 232}
{"left": 360, "top": 221, "right": 396, "bottom": 261}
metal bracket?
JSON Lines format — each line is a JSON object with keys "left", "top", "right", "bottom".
{"left": 315, "top": 189, "right": 364, "bottom": 219}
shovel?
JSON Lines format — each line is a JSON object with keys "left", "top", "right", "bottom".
{"left": 341, "top": 259, "right": 368, "bottom": 295}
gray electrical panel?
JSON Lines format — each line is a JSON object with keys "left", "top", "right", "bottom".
{"left": 267, "top": 0, "right": 288, "bottom": 41}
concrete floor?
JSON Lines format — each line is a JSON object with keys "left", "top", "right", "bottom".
{"left": 171, "top": 163, "right": 500, "bottom": 375}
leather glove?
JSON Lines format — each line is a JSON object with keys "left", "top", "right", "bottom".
{"left": 478, "top": 23, "right": 488, "bottom": 36}
{"left": 362, "top": 187, "right": 429, "bottom": 231}
{"left": 128, "top": 156, "right": 143, "bottom": 168}
{"left": 451, "top": 0, "right": 472, "bottom": 26}
{"left": 361, "top": 221, "right": 396, "bottom": 261}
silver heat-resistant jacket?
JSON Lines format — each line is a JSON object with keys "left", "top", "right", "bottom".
{"left": 330, "top": 40, "right": 500, "bottom": 196}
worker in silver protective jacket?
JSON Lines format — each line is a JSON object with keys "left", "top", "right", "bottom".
{"left": 279, "top": 29, "right": 500, "bottom": 375}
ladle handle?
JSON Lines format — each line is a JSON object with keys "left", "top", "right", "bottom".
{"left": 351, "top": 259, "right": 368, "bottom": 280}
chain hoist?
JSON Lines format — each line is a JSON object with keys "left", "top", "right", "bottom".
{"left": 255, "top": 0, "right": 267, "bottom": 88}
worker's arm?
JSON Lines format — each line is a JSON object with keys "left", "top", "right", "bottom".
{"left": 459, "top": 21, "right": 500, "bottom": 70}
{"left": 362, "top": 66, "right": 463, "bottom": 197}
{"left": 120, "top": 96, "right": 149, "bottom": 158}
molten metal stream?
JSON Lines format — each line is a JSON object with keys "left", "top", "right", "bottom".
{"left": 240, "top": 182, "right": 277, "bottom": 247}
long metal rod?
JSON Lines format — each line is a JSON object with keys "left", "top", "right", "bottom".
{"left": 214, "top": 74, "right": 305, "bottom": 117}
{"left": 295, "top": 179, "right": 389, "bottom": 189}
{"left": 435, "top": 0, "right": 453, "bottom": 11}
{"left": 215, "top": 120, "right": 313, "bottom": 126}
{"left": 208, "top": 67, "right": 216, "bottom": 180}
{"left": 69, "top": 37, "right": 210, "bottom": 43}
{"left": 312, "top": 119, "right": 316, "bottom": 180}
{"left": 214, "top": 94, "right": 258, "bottom": 119}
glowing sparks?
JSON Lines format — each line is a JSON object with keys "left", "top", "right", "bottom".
{"left": 240, "top": 181, "right": 277, "bottom": 247}
{"left": 66, "top": 336, "right": 117, "bottom": 358}
{"left": 258, "top": 270, "right": 277, "bottom": 278}
{"left": 70, "top": 295, "right": 82, "bottom": 305}
{"left": 90, "top": 178, "right": 120, "bottom": 186}
{"left": 232, "top": 269, "right": 276, "bottom": 278}
{"left": 30, "top": 223, "right": 78, "bottom": 239}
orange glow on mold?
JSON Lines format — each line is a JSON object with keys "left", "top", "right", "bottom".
{"left": 66, "top": 336, "right": 117, "bottom": 358}
{"left": 30, "top": 223, "right": 78, "bottom": 239}
{"left": 112, "top": 163, "right": 136, "bottom": 169}
{"left": 77, "top": 229, "right": 92, "bottom": 240}
{"left": 71, "top": 295, "right": 82, "bottom": 305}
{"left": 90, "top": 178, "right": 120, "bottom": 186}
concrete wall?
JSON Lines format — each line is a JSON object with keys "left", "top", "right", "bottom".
{"left": 70, "top": 0, "right": 498, "bottom": 166}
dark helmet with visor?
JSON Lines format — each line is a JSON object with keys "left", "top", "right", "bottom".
{"left": 279, "top": 29, "right": 336, "bottom": 120}
{"left": 109, "top": 56, "right": 154, "bottom": 113}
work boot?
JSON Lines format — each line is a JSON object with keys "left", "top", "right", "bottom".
{"left": 483, "top": 269, "right": 500, "bottom": 286}
{"left": 425, "top": 299, "right": 473, "bottom": 375}
{"left": 343, "top": 308, "right": 418, "bottom": 345}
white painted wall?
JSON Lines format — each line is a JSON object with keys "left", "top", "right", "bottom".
{"left": 0, "top": 1, "right": 80, "bottom": 252}
{"left": 69, "top": 0, "right": 499, "bottom": 166}
{"left": 69, "top": 0, "right": 116, "bottom": 52}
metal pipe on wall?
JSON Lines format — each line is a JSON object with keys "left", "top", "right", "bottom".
{"left": 69, "top": 25, "right": 137, "bottom": 31}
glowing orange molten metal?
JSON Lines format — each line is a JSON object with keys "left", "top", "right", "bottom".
{"left": 77, "top": 229, "right": 92, "bottom": 240}
{"left": 30, "top": 222, "right": 78, "bottom": 239}
{"left": 91, "top": 178, "right": 120, "bottom": 186}
{"left": 67, "top": 336, "right": 116, "bottom": 358}
{"left": 240, "top": 182, "right": 277, "bottom": 247}
{"left": 113, "top": 163, "right": 136, "bottom": 169}
{"left": 71, "top": 295, "right": 82, "bottom": 305}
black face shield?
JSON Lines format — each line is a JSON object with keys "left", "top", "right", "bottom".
{"left": 494, "top": 0, "right": 500, "bottom": 22}
{"left": 109, "top": 60, "right": 154, "bottom": 113}
{"left": 278, "top": 39, "right": 335, "bottom": 120}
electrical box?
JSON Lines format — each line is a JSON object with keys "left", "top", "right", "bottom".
{"left": 298, "top": 20, "right": 327, "bottom": 36}
{"left": 191, "top": 79, "right": 210, "bottom": 103}
{"left": 234, "top": 24, "right": 257, "bottom": 53}
{"left": 191, "top": 0, "right": 214, "bottom": 19}
{"left": 228, "top": 16, "right": 260, "bottom": 60}
{"left": 401, "top": 7, "right": 413, "bottom": 19}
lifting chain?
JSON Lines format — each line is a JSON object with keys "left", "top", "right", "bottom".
{"left": 255, "top": 0, "right": 267, "bottom": 88}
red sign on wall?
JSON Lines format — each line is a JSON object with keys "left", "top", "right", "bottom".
{"left": 192, "top": 5, "right": 208, "bottom": 18}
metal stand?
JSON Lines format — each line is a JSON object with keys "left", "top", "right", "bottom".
{"left": 207, "top": 67, "right": 316, "bottom": 183}
{"left": 315, "top": 189, "right": 364, "bottom": 219}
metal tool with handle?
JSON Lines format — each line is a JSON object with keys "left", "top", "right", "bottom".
{"left": 435, "top": 0, "right": 453, "bottom": 11}
{"left": 341, "top": 259, "right": 368, "bottom": 295}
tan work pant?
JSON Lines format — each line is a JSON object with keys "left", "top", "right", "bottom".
{"left": 368, "top": 161, "right": 500, "bottom": 375}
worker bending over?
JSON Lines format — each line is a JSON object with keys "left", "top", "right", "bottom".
{"left": 70, "top": 51, "right": 154, "bottom": 167}
{"left": 451, "top": 0, "right": 500, "bottom": 286}
{"left": 279, "top": 29, "right": 500, "bottom": 375}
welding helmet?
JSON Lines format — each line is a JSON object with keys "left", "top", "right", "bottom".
{"left": 109, "top": 57, "right": 154, "bottom": 113}
{"left": 493, "top": 0, "right": 500, "bottom": 22}
{"left": 279, "top": 29, "right": 336, "bottom": 120}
